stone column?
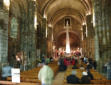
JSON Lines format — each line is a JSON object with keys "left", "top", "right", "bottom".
{"left": 93, "top": 0, "right": 101, "bottom": 72}
{"left": 40, "top": 18, "right": 47, "bottom": 57}
{"left": 86, "top": 15, "right": 94, "bottom": 58}
{"left": 103, "top": 0, "right": 111, "bottom": 60}
{"left": 0, "top": 6, "right": 9, "bottom": 69}
{"left": 82, "top": 25, "right": 87, "bottom": 56}
{"left": 20, "top": 1, "right": 37, "bottom": 69}
{"left": 93, "top": 0, "right": 111, "bottom": 73}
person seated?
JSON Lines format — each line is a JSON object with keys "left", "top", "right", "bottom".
{"left": 64, "top": 58, "right": 71, "bottom": 66}
{"left": 59, "top": 64, "right": 67, "bottom": 71}
{"left": 72, "top": 64, "right": 78, "bottom": 69}
{"left": 80, "top": 65, "right": 85, "bottom": 70}
{"left": 86, "top": 69, "right": 94, "bottom": 80}
{"left": 71, "top": 58, "right": 75, "bottom": 65}
{"left": 104, "top": 59, "right": 111, "bottom": 80}
{"left": 58, "top": 57, "right": 64, "bottom": 65}
{"left": 81, "top": 57, "right": 84, "bottom": 62}
{"left": 58, "top": 57, "right": 67, "bottom": 71}
{"left": 86, "top": 62, "right": 93, "bottom": 69}
{"left": 93, "top": 60, "right": 97, "bottom": 70}
{"left": 67, "top": 70, "right": 80, "bottom": 84}
{"left": 84, "top": 57, "right": 88, "bottom": 64}
{"left": 80, "top": 71, "right": 91, "bottom": 84}
{"left": 88, "top": 58, "right": 93, "bottom": 65}
{"left": 1, "top": 63, "right": 12, "bottom": 80}
{"left": 45, "top": 57, "right": 50, "bottom": 64}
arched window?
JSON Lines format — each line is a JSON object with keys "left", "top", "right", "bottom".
{"left": 65, "top": 18, "right": 71, "bottom": 26}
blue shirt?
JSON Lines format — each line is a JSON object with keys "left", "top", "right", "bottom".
{"left": 2, "top": 66, "right": 12, "bottom": 77}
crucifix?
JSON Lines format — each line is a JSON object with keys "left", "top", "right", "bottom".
{"left": 65, "top": 20, "right": 71, "bottom": 54}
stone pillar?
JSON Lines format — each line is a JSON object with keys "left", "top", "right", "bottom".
{"left": 82, "top": 25, "right": 87, "bottom": 56}
{"left": 93, "top": 0, "right": 111, "bottom": 73}
{"left": 104, "top": 0, "right": 111, "bottom": 60}
{"left": 20, "top": 1, "right": 37, "bottom": 69}
{"left": 0, "top": 8, "right": 9, "bottom": 69}
{"left": 93, "top": 0, "right": 102, "bottom": 72}
{"left": 86, "top": 15, "right": 93, "bottom": 58}
{"left": 36, "top": 24, "right": 41, "bottom": 58}
{"left": 47, "top": 27, "right": 53, "bottom": 57}
{"left": 40, "top": 18, "right": 47, "bottom": 57}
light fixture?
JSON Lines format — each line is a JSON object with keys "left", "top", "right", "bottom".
{"left": 93, "top": 9, "right": 96, "bottom": 27}
{"left": 32, "top": 0, "right": 36, "bottom": 1}
{"left": 82, "top": 21, "right": 86, "bottom": 25}
{"left": 3, "top": 0, "right": 10, "bottom": 10}
{"left": 43, "top": 14, "right": 47, "bottom": 19}
{"left": 46, "top": 27, "right": 47, "bottom": 38}
{"left": 86, "top": 11, "right": 91, "bottom": 16}
{"left": 48, "top": 23, "right": 52, "bottom": 28}
{"left": 34, "top": 12, "right": 37, "bottom": 30}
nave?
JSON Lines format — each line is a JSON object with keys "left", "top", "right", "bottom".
{"left": 0, "top": 0, "right": 111, "bottom": 85}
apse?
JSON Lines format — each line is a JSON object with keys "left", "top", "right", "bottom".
{"left": 56, "top": 32, "right": 80, "bottom": 49}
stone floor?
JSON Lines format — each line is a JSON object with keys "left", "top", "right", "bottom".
{"left": 52, "top": 72, "right": 65, "bottom": 85}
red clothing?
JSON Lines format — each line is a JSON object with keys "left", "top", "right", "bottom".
{"left": 71, "top": 59, "right": 75, "bottom": 65}
{"left": 64, "top": 58, "right": 71, "bottom": 66}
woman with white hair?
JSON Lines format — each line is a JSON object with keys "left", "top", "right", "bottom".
{"left": 80, "top": 71, "right": 91, "bottom": 84}
{"left": 67, "top": 70, "right": 80, "bottom": 84}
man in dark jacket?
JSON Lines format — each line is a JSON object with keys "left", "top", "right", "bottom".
{"left": 86, "top": 69, "right": 94, "bottom": 80}
{"left": 86, "top": 62, "right": 93, "bottom": 69}
{"left": 93, "top": 60, "right": 97, "bottom": 70}
{"left": 81, "top": 71, "right": 91, "bottom": 84}
{"left": 67, "top": 70, "right": 80, "bottom": 84}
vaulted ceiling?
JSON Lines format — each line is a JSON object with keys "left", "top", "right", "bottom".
{"left": 10, "top": 0, "right": 92, "bottom": 48}
{"left": 38, "top": 0, "right": 92, "bottom": 48}
{"left": 38, "top": 0, "right": 92, "bottom": 24}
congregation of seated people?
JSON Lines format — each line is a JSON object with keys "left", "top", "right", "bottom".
{"left": 65, "top": 56, "right": 99, "bottom": 84}
{"left": 66, "top": 70, "right": 93, "bottom": 84}
{"left": 58, "top": 56, "right": 78, "bottom": 71}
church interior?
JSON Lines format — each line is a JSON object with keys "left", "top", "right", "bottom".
{"left": 0, "top": 0, "right": 111, "bottom": 85}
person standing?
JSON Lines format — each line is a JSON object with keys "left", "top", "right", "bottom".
{"left": 1, "top": 63, "right": 12, "bottom": 80}
{"left": 105, "top": 58, "right": 111, "bottom": 80}
{"left": 38, "top": 62, "right": 54, "bottom": 85}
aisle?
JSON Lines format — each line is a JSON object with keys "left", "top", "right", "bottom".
{"left": 52, "top": 72, "right": 65, "bottom": 85}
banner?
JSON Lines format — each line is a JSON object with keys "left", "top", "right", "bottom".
{"left": 11, "top": 68, "right": 20, "bottom": 83}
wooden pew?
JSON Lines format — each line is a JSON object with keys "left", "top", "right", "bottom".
{"left": 91, "top": 80, "right": 111, "bottom": 84}
{"left": 0, "top": 81, "right": 17, "bottom": 85}
{"left": 7, "top": 62, "right": 58, "bottom": 84}
{"left": 0, "top": 81, "right": 40, "bottom": 85}
{"left": 64, "top": 84, "right": 111, "bottom": 85}
{"left": 17, "top": 82, "right": 38, "bottom": 85}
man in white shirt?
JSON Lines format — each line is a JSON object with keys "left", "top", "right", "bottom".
{"left": 38, "top": 62, "right": 54, "bottom": 85}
